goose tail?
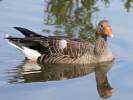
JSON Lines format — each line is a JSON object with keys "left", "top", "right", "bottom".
{"left": 5, "top": 35, "right": 41, "bottom": 59}
{"left": 13, "top": 27, "right": 45, "bottom": 37}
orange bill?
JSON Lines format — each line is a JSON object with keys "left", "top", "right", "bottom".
{"left": 106, "top": 89, "right": 114, "bottom": 96}
{"left": 105, "top": 27, "right": 114, "bottom": 38}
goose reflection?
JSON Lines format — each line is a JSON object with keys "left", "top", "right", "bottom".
{"left": 94, "top": 61, "right": 114, "bottom": 99}
{"left": 8, "top": 60, "right": 114, "bottom": 99}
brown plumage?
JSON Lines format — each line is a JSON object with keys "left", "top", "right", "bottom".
{"left": 5, "top": 20, "right": 114, "bottom": 64}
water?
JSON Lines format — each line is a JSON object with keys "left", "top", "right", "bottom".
{"left": 0, "top": 0, "right": 133, "bottom": 100}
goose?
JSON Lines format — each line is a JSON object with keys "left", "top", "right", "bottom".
{"left": 5, "top": 20, "right": 114, "bottom": 64}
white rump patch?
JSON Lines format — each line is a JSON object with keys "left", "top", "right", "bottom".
{"left": 22, "top": 47, "right": 41, "bottom": 59}
{"left": 59, "top": 40, "right": 68, "bottom": 49}
{"left": 8, "top": 41, "right": 41, "bottom": 59}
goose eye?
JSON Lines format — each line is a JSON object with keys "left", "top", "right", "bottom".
{"left": 101, "top": 25, "right": 103, "bottom": 27}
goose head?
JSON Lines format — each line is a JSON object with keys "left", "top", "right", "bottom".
{"left": 96, "top": 20, "right": 114, "bottom": 38}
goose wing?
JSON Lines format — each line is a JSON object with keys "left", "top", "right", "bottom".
{"left": 39, "top": 36, "right": 94, "bottom": 58}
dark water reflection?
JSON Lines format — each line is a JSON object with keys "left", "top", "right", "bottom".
{"left": 8, "top": 60, "right": 114, "bottom": 99}
{"left": 44, "top": 0, "right": 99, "bottom": 44}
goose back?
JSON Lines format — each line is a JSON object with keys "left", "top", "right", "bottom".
{"left": 37, "top": 36, "right": 96, "bottom": 64}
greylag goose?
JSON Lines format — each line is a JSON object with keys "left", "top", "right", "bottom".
{"left": 5, "top": 20, "right": 114, "bottom": 64}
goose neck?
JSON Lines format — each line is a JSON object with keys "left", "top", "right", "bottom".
{"left": 94, "top": 33, "right": 108, "bottom": 55}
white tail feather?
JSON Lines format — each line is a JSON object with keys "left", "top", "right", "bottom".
{"left": 8, "top": 41, "right": 23, "bottom": 51}
{"left": 22, "top": 47, "right": 41, "bottom": 59}
{"left": 8, "top": 41, "right": 41, "bottom": 59}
